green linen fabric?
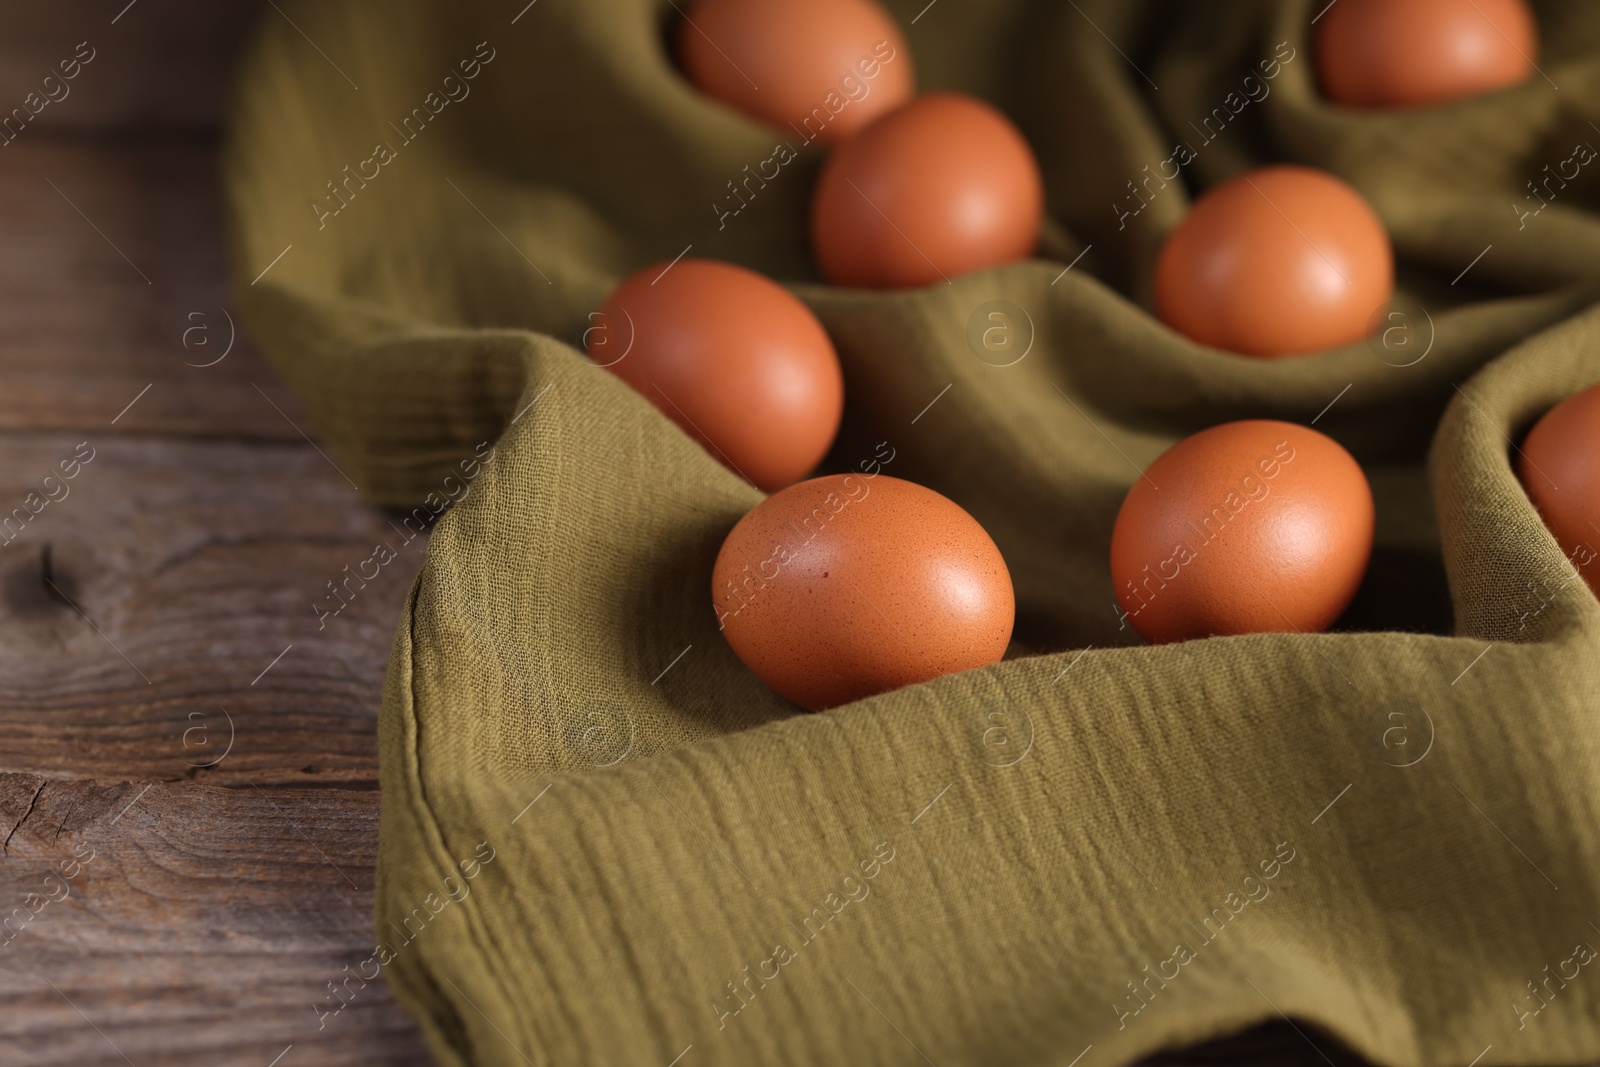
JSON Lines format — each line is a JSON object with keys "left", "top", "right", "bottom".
{"left": 224, "top": 0, "right": 1600, "bottom": 1063}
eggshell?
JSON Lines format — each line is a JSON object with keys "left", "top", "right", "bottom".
{"left": 712, "top": 474, "right": 1014, "bottom": 710}
{"left": 1154, "top": 165, "right": 1393, "bottom": 358}
{"left": 590, "top": 259, "right": 843, "bottom": 492}
{"left": 1316, "top": 0, "right": 1538, "bottom": 108}
{"left": 1518, "top": 382, "right": 1600, "bottom": 596}
{"left": 677, "top": 0, "right": 914, "bottom": 145}
{"left": 1110, "top": 420, "right": 1375, "bottom": 644}
{"left": 810, "top": 93, "right": 1044, "bottom": 289}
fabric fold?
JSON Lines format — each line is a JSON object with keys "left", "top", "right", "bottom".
{"left": 225, "top": 0, "right": 1600, "bottom": 1063}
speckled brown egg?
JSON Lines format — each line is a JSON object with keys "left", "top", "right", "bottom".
{"left": 1154, "top": 165, "right": 1393, "bottom": 358}
{"left": 1110, "top": 420, "right": 1375, "bottom": 644}
{"left": 712, "top": 474, "right": 1014, "bottom": 710}
{"left": 1518, "top": 382, "right": 1600, "bottom": 596}
{"left": 1316, "top": 0, "right": 1538, "bottom": 109}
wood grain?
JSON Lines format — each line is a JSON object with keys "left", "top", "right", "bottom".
{"left": 0, "top": 135, "right": 305, "bottom": 440}
{"left": 0, "top": 774, "right": 429, "bottom": 1067}
{"left": 0, "top": 0, "right": 264, "bottom": 134}
{"left": 0, "top": 431, "right": 432, "bottom": 788}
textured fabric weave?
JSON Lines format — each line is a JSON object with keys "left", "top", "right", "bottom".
{"left": 225, "top": 0, "right": 1600, "bottom": 1063}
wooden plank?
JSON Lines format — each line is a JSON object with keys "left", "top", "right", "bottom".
{"left": 0, "top": 0, "right": 263, "bottom": 133}
{"left": 0, "top": 135, "right": 305, "bottom": 440}
{"left": 0, "top": 432, "right": 431, "bottom": 787}
{"left": 0, "top": 774, "right": 429, "bottom": 1066}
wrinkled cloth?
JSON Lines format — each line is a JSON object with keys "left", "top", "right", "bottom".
{"left": 225, "top": 0, "right": 1600, "bottom": 1063}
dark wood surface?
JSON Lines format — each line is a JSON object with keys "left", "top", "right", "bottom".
{"left": 0, "top": 775, "right": 430, "bottom": 1067}
{"left": 0, "top": 118, "right": 436, "bottom": 1062}
{"left": 0, "top": 137, "right": 304, "bottom": 441}
{"left": 0, "top": 4, "right": 1407, "bottom": 1065}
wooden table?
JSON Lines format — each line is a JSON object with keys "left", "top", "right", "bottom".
{"left": 0, "top": 3, "right": 1382, "bottom": 1064}
{"left": 0, "top": 4, "right": 432, "bottom": 1063}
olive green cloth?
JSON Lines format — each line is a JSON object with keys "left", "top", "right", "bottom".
{"left": 225, "top": 0, "right": 1600, "bottom": 1063}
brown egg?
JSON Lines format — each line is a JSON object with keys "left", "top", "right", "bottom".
{"left": 1110, "top": 420, "right": 1374, "bottom": 644}
{"left": 590, "top": 259, "right": 842, "bottom": 492}
{"left": 1518, "top": 382, "right": 1600, "bottom": 596}
{"left": 1154, "top": 165, "right": 1393, "bottom": 358}
{"left": 677, "top": 0, "right": 913, "bottom": 145}
{"left": 1316, "top": 0, "right": 1538, "bottom": 109}
{"left": 810, "top": 93, "right": 1044, "bottom": 289}
{"left": 712, "top": 474, "right": 1014, "bottom": 710}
